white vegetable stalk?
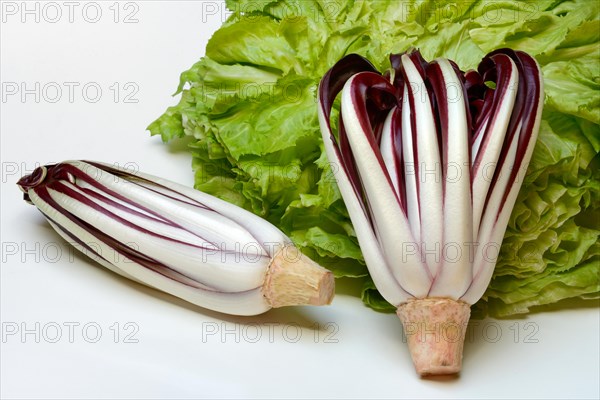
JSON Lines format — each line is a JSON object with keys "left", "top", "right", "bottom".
{"left": 318, "top": 49, "right": 543, "bottom": 375}
{"left": 18, "top": 161, "right": 334, "bottom": 316}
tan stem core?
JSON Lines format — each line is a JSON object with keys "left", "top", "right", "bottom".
{"left": 262, "top": 245, "right": 335, "bottom": 308}
{"left": 397, "top": 298, "right": 471, "bottom": 376}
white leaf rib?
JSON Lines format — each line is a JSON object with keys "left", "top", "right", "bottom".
{"left": 380, "top": 107, "right": 401, "bottom": 196}
{"left": 471, "top": 59, "right": 519, "bottom": 240}
{"left": 318, "top": 93, "right": 411, "bottom": 305}
{"left": 462, "top": 62, "right": 544, "bottom": 303}
{"left": 341, "top": 75, "right": 430, "bottom": 298}
{"left": 71, "top": 163, "right": 264, "bottom": 255}
{"left": 63, "top": 181, "right": 218, "bottom": 249}
{"left": 428, "top": 59, "right": 474, "bottom": 298}
{"left": 401, "top": 85, "right": 421, "bottom": 243}
{"left": 45, "top": 184, "right": 269, "bottom": 293}
{"left": 401, "top": 54, "right": 443, "bottom": 283}
{"left": 70, "top": 161, "right": 289, "bottom": 257}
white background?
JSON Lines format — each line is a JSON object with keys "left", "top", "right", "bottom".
{"left": 1, "top": 1, "right": 599, "bottom": 398}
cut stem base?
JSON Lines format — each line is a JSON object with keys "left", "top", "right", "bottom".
{"left": 263, "top": 245, "right": 334, "bottom": 308}
{"left": 397, "top": 298, "right": 471, "bottom": 376}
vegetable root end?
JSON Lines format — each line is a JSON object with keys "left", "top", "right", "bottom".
{"left": 263, "top": 245, "right": 335, "bottom": 308}
{"left": 397, "top": 298, "right": 471, "bottom": 376}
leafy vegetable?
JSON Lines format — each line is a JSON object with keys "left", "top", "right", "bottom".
{"left": 316, "top": 48, "right": 544, "bottom": 375}
{"left": 17, "top": 161, "right": 334, "bottom": 315}
{"left": 148, "top": 0, "right": 600, "bottom": 317}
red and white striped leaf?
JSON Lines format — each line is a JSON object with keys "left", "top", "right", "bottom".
{"left": 318, "top": 48, "right": 543, "bottom": 308}
{"left": 426, "top": 58, "right": 473, "bottom": 298}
